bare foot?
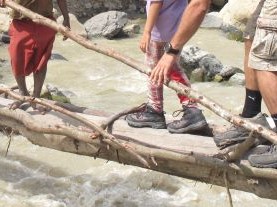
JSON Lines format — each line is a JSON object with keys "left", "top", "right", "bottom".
{"left": 9, "top": 100, "right": 25, "bottom": 110}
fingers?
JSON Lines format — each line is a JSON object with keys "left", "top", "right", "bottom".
{"left": 139, "top": 40, "right": 147, "bottom": 53}
{"left": 150, "top": 53, "right": 177, "bottom": 86}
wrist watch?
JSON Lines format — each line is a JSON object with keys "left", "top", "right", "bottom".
{"left": 164, "top": 42, "right": 180, "bottom": 55}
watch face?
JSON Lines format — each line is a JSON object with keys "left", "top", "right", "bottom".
{"left": 164, "top": 42, "right": 171, "bottom": 53}
{"left": 164, "top": 42, "right": 179, "bottom": 55}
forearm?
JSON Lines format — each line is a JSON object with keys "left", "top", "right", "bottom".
{"left": 171, "top": 0, "right": 211, "bottom": 49}
{"left": 57, "top": 0, "right": 69, "bottom": 20}
{"left": 144, "top": 2, "right": 162, "bottom": 34}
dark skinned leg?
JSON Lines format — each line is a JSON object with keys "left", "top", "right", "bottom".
{"left": 33, "top": 67, "right": 47, "bottom": 98}
{"left": 10, "top": 75, "right": 30, "bottom": 110}
{"left": 32, "top": 67, "right": 48, "bottom": 114}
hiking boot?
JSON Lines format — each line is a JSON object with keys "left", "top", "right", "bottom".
{"left": 213, "top": 113, "right": 270, "bottom": 149}
{"left": 248, "top": 144, "right": 277, "bottom": 168}
{"left": 167, "top": 106, "right": 208, "bottom": 133}
{"left": 125, "top": 105, "right": 166, "bottom": 129}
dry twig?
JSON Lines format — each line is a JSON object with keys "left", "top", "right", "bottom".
{"left": 224, "top": 171, "right": 234, "bottom": 207}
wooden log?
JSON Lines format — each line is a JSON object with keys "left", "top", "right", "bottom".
{"left": 0, "top": 97, "right": 277, "bottom": 200}
{"left": 4, "top": 0, "right": 277, "bottom": 145}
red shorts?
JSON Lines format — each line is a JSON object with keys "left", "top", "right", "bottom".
{"left": 8, "top": 19, "right": 56, "bottom": 76}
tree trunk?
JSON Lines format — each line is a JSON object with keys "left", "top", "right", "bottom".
{"left": 0, "top": 97, "right": 277, "bottom": 200}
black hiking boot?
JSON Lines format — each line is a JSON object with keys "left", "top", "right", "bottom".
{"left": 125, "top": 105, "right": 166, "bottom": 129}
{"left": 213, "top": 113, "right": 270, "bottom": 149}
{"left": 167, "top": 106, "right": 208, "bottom": 134}
{"left": 248, "top": 144, "right": 277, "bottom": 168}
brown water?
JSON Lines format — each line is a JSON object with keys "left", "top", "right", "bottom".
{"left": 0, "top": 29, "right": 276, "bottom": 207}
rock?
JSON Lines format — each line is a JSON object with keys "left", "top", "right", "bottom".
{"left": 84, "top": 11, "right": 128, "bottom": 39}
{"left": 40, "top": 84, "right": 76, "bottom": 103}
{"left": 179, "top": 45, "right": 223, "bottom": 80}
{"left": 190, "top": 68, "right": 205, "bottom": 82}
{"left": 219, "top": 65, "right": 243, "bottom": 79}
{"left": 57, "top": 13, "right": 88, "bottom": 38}
{"left": 0, "top": 13, "right": 10, "bottom": 33}
{"left": 180, "top": 45, "right": 210, "bottom": 71}
{"left": 221, "top": 24, "right": 244, "bottom": 41}
{"left": 50, "top": 53, "right": 68, "bottom": 61}
{"left": 199, "top": 55, "right": 223, "bottom": 80}
{"left": 219, "top": 0, "right": 260, "bottom": 40}
{"left": 123, "top": 24, "right": 140, "bottom": 35}
{"left": 228, "top": 73, "right": 245, "bottom": 86}
{"left": 212, "top": 0, "right": 227, "bottom": 8}
{"left": 201, "top": 12, "right": 223, "bottom": 29}
{"left": 56, "top": 0, "right": 146, "bottom": 20}
{"left": 213, "top": 74, "right": 223, "bottom": 82}
{"left": 0, "top": 32, "right": 10, "bottom": 44}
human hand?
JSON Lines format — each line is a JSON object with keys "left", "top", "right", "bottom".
{"left": 0, "top": 0, "right": 5, "bottom": 7}
{"left": 62, "top": 18, "right": 70, "bottom": 40}
{"left": 150, "top": 53, "right": 178, "bottom": 86}
{"left": 139, "top": 31, "right": 150, "bottom": 53}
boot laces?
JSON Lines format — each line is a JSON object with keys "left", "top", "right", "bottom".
{"left": 172, "top": 108, "right": 186, "bottom": 118}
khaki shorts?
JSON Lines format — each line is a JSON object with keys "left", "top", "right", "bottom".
{"left": 249, "top": 1, "right": 277, "bottom": 71}
{"left": 243, "top": 0, "right": 265, "bottom": 40}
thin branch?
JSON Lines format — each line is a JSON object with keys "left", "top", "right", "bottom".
{"left": 224, "top": 171, "right": 234, "bottom": 207}
{"left": 101, "top": 103, "right": 146, "bottom": 131}
{"left": 227, "top": 131, "right": 256, "bottom": 162}
{"left": 4, "top": 129, "right": 13, "bottom": 157}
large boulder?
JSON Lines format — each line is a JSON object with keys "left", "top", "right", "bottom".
{"left": 219, "top": 0, "right": 260, "bottom": 40}
{"left": 84, "top": 11, "right": 128, "bottom": 39}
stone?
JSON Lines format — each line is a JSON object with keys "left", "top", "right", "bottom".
{"left": 123, "top": 24, "right": 140, "bottom": 35}
{"left": 199, "top": 55, "right": 223, "bottom": 79}
{"left": 212, "top": 0, "right": 227, "bottom": 8}
{"left": 228, "top": 73, "right": 245, "bottom": 86}
{"left": 219, "top": 0, "right": 260, "bottom": 35}
{"left": 190, "top": 68, "right": 205, "bottom": 82}
{"left": 84, "top": 11, "right": 128, "bottom": 39}
{"left": 220, "top": 65, "right": 243, "bottom": 79}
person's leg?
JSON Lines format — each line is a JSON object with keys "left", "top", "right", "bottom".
{"left": 9, "top": 75, "right": 30, "bottom": 110}
{"left": 213, "top": 39, "right": 269, "bottom": 149}
{"left": 213, "top": 0, "right": 268, "bottom": 147}
{"left": 146, "top": 41, "right": 165, "bottom": 113}
{"left": 166, "top": 63, "right": 207, "bottom": 133}
{"left": 256, "top": 71, "right": 277, "bottom": 127}
{"left": 33, "top": 67, "right": 47, "bottom": 98}
{"left": 15, "top": 75, "right": 29, "bottom": 96}
{"left": 241, "top": 39, "right": 262, "bottom": 118}
{"left": 126, "top": 41, "right": 166, "bottom": 129}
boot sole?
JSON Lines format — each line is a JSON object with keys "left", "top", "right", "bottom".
{"left": 248, "top": 161, "right": 277, "bottom": 169}
{"left": 126, "top": 120, "right": 167, "bottom": 129}
{"left": 168, "top": 120, "right": 208, "bottom": 134}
